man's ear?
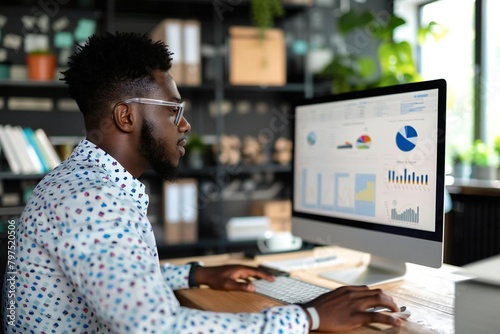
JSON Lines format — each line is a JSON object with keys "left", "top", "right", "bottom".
{"left": 112, "top": 102, "right": 136, "bottom": 133}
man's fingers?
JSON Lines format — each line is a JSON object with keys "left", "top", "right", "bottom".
{"left": 223, "top": 279, "right": 256, "bottom": 292}
{"left": 356, "top": 311, "right": 404, "bottom": 327}
{"left": 233, "top": 267, "right": 275, "bottom": 282}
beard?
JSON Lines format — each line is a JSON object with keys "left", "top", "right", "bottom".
{"left": 140, "top": 118, "right": 179, "bottom": 181}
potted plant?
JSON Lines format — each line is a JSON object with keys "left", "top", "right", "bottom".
{"left": 470, "top": 139, "right": 498, "bottom": 180}
{"left": 26, "top": 49, "right": 57, "bottom": 81}
{"left": 451, "top": 145, "right": 472, "bottom": 180}
{"left": 185, "top": 134, "right": 208, "bottom": 169}
{"left": 495, "top": 135, "right": 500, "bottom": 180}
{"left": 319, "top": 9, "right": 447, "bottom": 93}
{"left": 250, "top": 0, "right": 284, "bottom": 39}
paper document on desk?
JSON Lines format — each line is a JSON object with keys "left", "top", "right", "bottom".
{"left": 262, "top": 255, "right": 344, "bottom": 272}
{"left": 461, "top": 254, "right": 500, "bottom": 285}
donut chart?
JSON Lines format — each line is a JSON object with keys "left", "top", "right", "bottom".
{"left": 396, "top": 126, "right": 418, "bottom": 152}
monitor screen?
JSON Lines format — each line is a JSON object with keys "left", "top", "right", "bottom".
{"left": 292, "top": 79, "right": 447, "bottom": 285}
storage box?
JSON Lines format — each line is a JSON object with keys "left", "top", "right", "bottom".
{"left": 251, "top": 200, "right": 291, "bottom": 232}
{"left": 229, "top": 26, "right": 286, "bottom": 86}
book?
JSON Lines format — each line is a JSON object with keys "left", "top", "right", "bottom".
{"left": 5, "top": 125, "right": 37, "bottom": 174}
{"left": 163, "top": 181, "right": 182, "bottom": 244}
{"left": 150, "top": 19, "right": 184, "bottom": 85}
{"left": 34, "top": 128, "right": 62, "bottom": 170}
{"left": 162, "top": 178, "right": 199, "bottom": 244}
{"left": 16, "top": 126, "right": 44, "bottom": 173}
{"left": 0, "top": 125, "right": 22, "bottom": 174}
{"left": 179, "top": 178, "right": 198, "bottom": 243}
{"left": 23, "top": 127, "right": 50, "bottom": 173}
{"left": 182, "top": 20, "right": 201, "bottom": 86}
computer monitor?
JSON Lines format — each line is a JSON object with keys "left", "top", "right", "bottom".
{"left": 292, "top": 79, "right": 447, "bottom": 286}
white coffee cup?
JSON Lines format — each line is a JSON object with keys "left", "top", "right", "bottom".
{"left": 257, "top": 232, "right": 303, "bottom": 253}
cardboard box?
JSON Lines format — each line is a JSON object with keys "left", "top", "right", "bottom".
{"left": 251, "top": 200, "right": 291, "bottom": 232}
{"left": 229, "top": 26, "right": 286, "bottom": 86}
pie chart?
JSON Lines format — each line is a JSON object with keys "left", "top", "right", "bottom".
{"left": 396, "top": 126, "right": 418, "bottom": 152}
{"left": 307, "top": 131, "right": 317, "bottom": 146}
{"left": 356, "top": 135, "right": 371, "bottom": 149}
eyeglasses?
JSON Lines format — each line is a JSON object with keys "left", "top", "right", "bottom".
{"left": 123, "top": 98, "right": 185, "bottom": 126}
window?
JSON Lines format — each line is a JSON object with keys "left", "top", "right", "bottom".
{"left": 396, "top": 0, "right": 500, "bottom": 170}
{"left": 419, "top": 0, "right": 475, "bottom": 158}
{"left": 483, "top": 0, "right": 500, "bottom": 146}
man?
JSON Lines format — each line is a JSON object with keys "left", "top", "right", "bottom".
{"left": 3, "top": 32, "right": 402, "bottom": 333}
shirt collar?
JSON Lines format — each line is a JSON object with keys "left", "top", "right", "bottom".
{"left": 70, "top": 139, "right": 149, "bottom": 211}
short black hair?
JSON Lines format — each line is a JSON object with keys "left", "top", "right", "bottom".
{"left": 62, "top": 32, "right": 173, "bottom": 118}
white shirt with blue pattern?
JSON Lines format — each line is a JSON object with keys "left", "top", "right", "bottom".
{"left": 3, "top": 139, "right": 309, "bottom": 334}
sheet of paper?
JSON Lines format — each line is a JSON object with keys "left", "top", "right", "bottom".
{"left": 463, "top": 255, "right": 500, "bottom": 286}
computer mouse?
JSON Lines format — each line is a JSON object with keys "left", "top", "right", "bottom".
{"left": 367, "top": 306, "right": 411, "bottom": 330}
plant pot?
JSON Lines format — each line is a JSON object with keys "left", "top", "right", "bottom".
{"left": 26, "top": 54, "right": 56, "bottom": 81}
{"left": 452, "top": 163, "right": 471, "bottom": 180}
{"left": 471, "top": 165, "right": 497, "bottom": 180}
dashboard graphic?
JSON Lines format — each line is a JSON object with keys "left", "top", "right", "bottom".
{"left": 294, "top": 85, "right": 442, "bottom": 233}
{"left": 396, "top": 126, "right": 418, "bottom": 152}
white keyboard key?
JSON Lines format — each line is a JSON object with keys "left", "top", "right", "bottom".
{"left": 253, "top": 276, "right": 331, "bottom": 304}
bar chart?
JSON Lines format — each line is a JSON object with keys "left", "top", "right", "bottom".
{"left": 390, "top": 206, "right": 420, "bottom": 223}
{"left": 387, "top": 169, "right": 429, "bottom": 186}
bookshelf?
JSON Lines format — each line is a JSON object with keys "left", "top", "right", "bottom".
{"left": 0, "top": 0, "right": 390, "bottom": 258}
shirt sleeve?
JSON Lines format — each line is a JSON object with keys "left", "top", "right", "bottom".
{"left": 159, "top": 263, "right": 190, "bottom": 290}
{"left": 49, "top": 184, "right": 310, "bottom": 334}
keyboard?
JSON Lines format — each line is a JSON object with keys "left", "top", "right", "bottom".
{"left": 261, "top": 255, "right": 343, "bottom": 272}
{"left": 253, "top": 276, "right": 331, "bottom": 304}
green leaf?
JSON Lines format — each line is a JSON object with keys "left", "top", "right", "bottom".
{"left": 358, "top": 57, "right": 376, "bottom": 77}
{"left": 338, "top": 11, "right": 375, "bottom": 35}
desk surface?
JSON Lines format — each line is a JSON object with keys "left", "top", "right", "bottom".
{"left": 166, "top": 246, "right": 467, "bottom": 334}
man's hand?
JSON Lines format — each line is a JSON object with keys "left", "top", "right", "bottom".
{"left": 195, "top": 265, "right": 274, "bottom": 292}
{"left": 305, "top": 285, "right": 402, "bottom": 332}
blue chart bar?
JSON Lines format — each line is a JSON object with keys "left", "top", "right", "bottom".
{"left": 391, "top": 206, "right": 420, "bottom": 223}
{"left": 301, "top": 169, "right": 317, "bottom": 209}
{"left": 388, "top": 169, "right": 429, "bottom": 185}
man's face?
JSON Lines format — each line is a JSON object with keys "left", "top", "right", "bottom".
{"left": 138, "top": 70, "right": 190, "bottom": 181}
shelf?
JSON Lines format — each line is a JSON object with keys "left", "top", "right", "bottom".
{"left": 142, "top": 164, "right": 291, "bottom": 178}
{"left": 0, "top": 79, "right": 66, "bottom": 88}
{"left": 0, "top": 206, "right": 25, "bottom": 216}
{"left": 447, "top": 178, "right": 500, "bottom": 196}
{"left": 0, "top": 164, "right": 291, "bottom": 181}
{"left": 0, "top": 172, "right": 46, "bottom": 180}
{"left": 0, "top": 0, "right": 311, "bottom": 258}
{"left": 157, "top": 237, "right": 258, "bottom": 259}
{"left": 0, "top": 79, "right": 307, "bottom": 94}
{"left": 114, "top": 0, "right": 310, "bottom": 19}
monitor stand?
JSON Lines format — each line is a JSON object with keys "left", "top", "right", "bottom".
{"left": 319, "top": 254, "right": 407, "bottom": 286}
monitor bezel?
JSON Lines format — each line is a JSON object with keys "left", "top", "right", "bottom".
{"left": 291, "top": 79, "right": 447, "bottom": 244}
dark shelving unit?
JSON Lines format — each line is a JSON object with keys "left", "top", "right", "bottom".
{"left": 0, "top": 0, "right": 320, "bottom": 258}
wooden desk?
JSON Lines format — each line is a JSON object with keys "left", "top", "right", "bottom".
{"left": 166, "top": 246, "right": 467, "bottom": 334}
